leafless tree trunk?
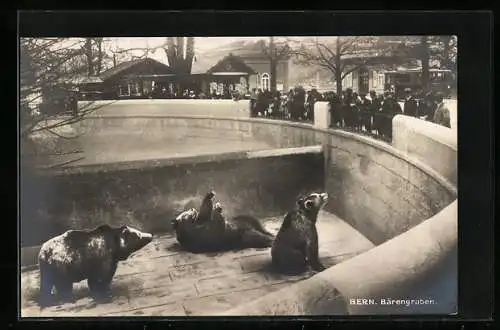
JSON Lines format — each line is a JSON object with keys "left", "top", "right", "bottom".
{"left": 95, "top": 37, "right": 104, "bottom": 75}
{"left": 420, "top": 36, "right": 430, "bottom": 93}
{"left": 84, "top": 38, "right": 94, "bottom": 76}
{"left": 176, "top": 37, "right": 185, "bottom": 72}
{"left": 185, "top": 37, "right": 195, "bottom": 73}
{"left": 163, "top": 37, "right": 196, "bottom": 93}
{"left": 334, "top": 38, "right": 343, "bottom": 98}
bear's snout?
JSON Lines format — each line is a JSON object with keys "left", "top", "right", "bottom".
{"left": 141, "top": 232, "right": 153, "bottom": 243}
{"left": 320, "top": 193, "right": 328, "bottom": 201}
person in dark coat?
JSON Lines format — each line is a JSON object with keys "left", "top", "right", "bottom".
{"left": 270, "top": 91, "right": 282, "bottom": 119}
{"left": 432, "top": 92, "right": 451, "bottom": 128}
{"left": 380, "top": 92, "right": 402, "bottom": 139}
{"left": 305, "top": 91, "right": 314, "bottom": 121}
{"left": 372, "top": 93, "right": 384, "bottom": 135}
{"left": 328, "top": 91, "right": 342, "bottom": 128}
{"left": 403, "top": 88, "right": 418, "bottom": 117}
{"left": 249, "top": 88, "right": 258, "bottom": 117}
{"left": 291, "top": 86, "right": 306, "bottom": 121}
{"left": 256, "top": 88, "right": 266, "bottom": 116}
{"left": 419, "top": 91, "right": 436, "bottom": 121}
{"left": 368, "top": 91, "right": 379, "bottom": 134}
{"left": 343, "top": 88, "right": 357, "bottom": 129}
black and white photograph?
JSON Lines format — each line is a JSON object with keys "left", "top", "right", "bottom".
{"left": 20, "top": 33, "right": 458, "bottom": 317}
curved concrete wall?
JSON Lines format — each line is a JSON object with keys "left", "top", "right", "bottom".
{"left": 20, "top": 146, "right": 326, "bottom": 252}
{"left": 64, "top": 114, "right": 457, "bottom": 245}
{"left": 221, "top": 200, "right": 457, "bottom": 316}
{"left": 219, "top": 112, "right": 458, "bottom": 316}
{"left": 23, "top": 108, "right": 458, "bottom": 314}
{"left": 28, "top": 113, "right": 457, "bottom": 246}
{"left": 322, "top": 128, "right": 456, "bottom": 244}
{"left": 78, "top": 99, "right": 252, "bottom": 118}
{"left": 392, "top": 115, "right": 457, "bottom": 186}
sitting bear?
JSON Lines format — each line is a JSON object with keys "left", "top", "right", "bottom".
{"left": 37, "top": 224, "right": 153, "bottom": 307}
{"left": 271, "top": 192, "right": 329, "bottom": 274}
{"left": 171, "top": 191, "right": 275, "bottom": 253}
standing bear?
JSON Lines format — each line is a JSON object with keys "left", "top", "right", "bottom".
{"left": 172, "top": 191, "right": 275, "bottom": 253}
{"left": 271, "top": 192, "right": 329, "bottom": 274}
{"left": 37, "top": 224, "right": 153, "bottom": 307}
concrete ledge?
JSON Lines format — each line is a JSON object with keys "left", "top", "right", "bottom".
{"left": 78, "top": 99, "right": 252, "bottom": 118}
{"left": 36, "top": 145, "right": 324, "bottom": 176}
{"left": 20, "top": 245, "right": 42, "bottom": 270}
{"left": 21, "top": 145, "right": 325, "bottom": 264}
{"left": 392, "top": 115, "right": 457, "bottom": 186}
{"left": 246, "top": 145, "right": 323, "bottom": 159}
{"left": 220, "top": 200, "right": 457, "bottom": 316}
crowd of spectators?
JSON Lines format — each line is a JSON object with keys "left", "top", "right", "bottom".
{"left": 248, "top": 86, "right": 452, "bottom": 141}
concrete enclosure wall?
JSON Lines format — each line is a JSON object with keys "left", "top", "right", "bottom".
{"left": 78, "top": 99, "right": 252, "bottom": 118}
{"left": 221, "top": 107, "right": 458, "bottom": 316}
{"left": 392, "top": 115, "right": 457, "bottom": 186}
{"left": 21, "top": 147, "right": 325, "bottom": 249}
{"left": 21, "top": 101, "right": 458, "bottom": 314}
{"left": 21, "top": 111, "right": 457, "bottom": 268}
{"left": 322, "top": 130, "right": 456, "bottom": 244}
{"left": 74, "top": 114, "right": 456, "bottom": 245}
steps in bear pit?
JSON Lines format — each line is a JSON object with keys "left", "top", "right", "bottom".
{"left": 20, "top": 211, "right": 374, "bottom": 317}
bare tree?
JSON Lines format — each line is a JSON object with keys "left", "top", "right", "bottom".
{"left": 164, "top": 37, "right": 195, "bottom": 74}
{"left": 82, "top": 37, "right": 106, "bottom": 76}
{"left": 291, "top": 37, "right": 395, "bottom": 98}
{"left": 163, "top": 37, "right": 196, "bottom": 93}
{"left": 20, "top": 38, "right": 114, "bottom": 167}
{"left": 260, "top": 37, "right": 292, "bottom": 92}
{"left": 429, "top": 35, "right": 457, "bottom": 71}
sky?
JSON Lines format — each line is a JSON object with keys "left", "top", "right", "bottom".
{"left": 107, "top": 37, "right": 307, "bottom": 64}
{"left": 108, "top": 37, "right": 267, "bottom": 63}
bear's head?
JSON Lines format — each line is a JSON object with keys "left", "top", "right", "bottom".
{"left": 116, "top": 225, "right": 153, "bottom": 261}
{"left": 204, "top": 190, "right": 216, "bottom": 200}
{"left": 198, "top": 190, "right": 217, "bottom": 223}
{"left": 171, "top": 208, "right": 199, "bottom": 230}
{"left": 296, "top": 192, "right": 329, "bottom": 221}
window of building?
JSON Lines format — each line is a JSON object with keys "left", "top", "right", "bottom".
{"left": 372, "top": 70, "right": 378, "bottom": 88}
{"left": 119, "top": 81, "right": 141, "bottom": 97}
{"left": 345, "top": 73, "right": 352, "bottom": 88}
{"left": 261, "top": 73, "right": 270, "bottom": 91}
{"left": 378, "top": 73, "right": 385, "bottom": 87}
{"left": 130, "top": 82, "right": 140, "bottom": 96}
{"left": 118, "top": 84, "right": 130, "bottom": 97}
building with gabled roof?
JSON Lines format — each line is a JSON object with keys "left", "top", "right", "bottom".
{"left": 71, "top": 38, "right": 292, "bottom": 99}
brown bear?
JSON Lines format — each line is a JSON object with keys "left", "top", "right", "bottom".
{"left": 271, "top": 192, "right": 329, "bottom": 274}
{"left": 37, "top": 224, "right": 153, "bottom": 307}
{"left": 171, "top": 191, "right": 274, "bottom": 253}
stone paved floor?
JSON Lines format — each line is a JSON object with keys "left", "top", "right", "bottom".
{"left": 20, "top": 211, "right": 374, "bottom": 317}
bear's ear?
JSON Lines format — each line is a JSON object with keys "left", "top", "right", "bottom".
{"left": 296, "top": 198, "right": 303, "bottom": 206}
{"left": 304, "top": 200, "right": 313, "bottom": 210}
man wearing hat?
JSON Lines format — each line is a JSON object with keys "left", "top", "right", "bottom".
{"left": 380, "top": 92, "right": 403, "bottom": 139}
{"left": 432, "top": 92, "right": 451, "bottom": 128}
{"left": 403, "top": 88, "right": 418, "bottom": 117}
